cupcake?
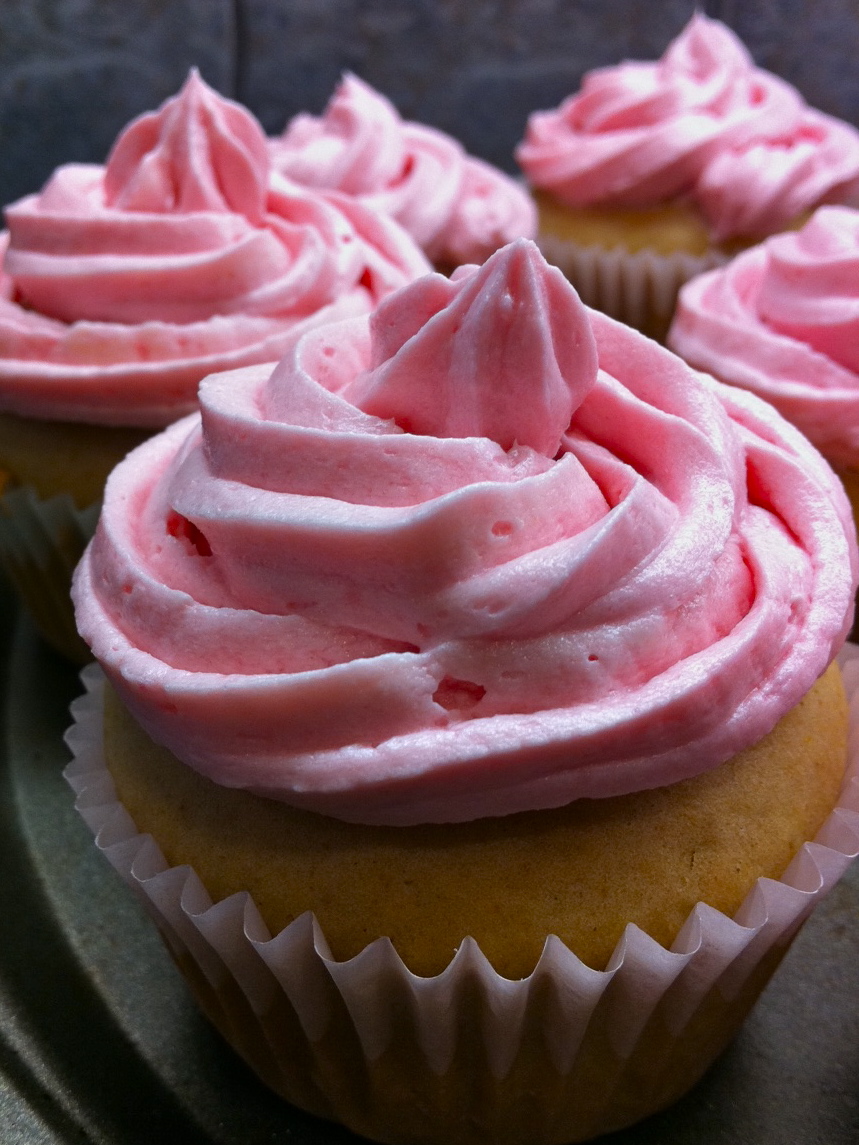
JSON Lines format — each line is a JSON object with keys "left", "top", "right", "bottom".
{"left": 515, "top": 13, "right": 859, "bottom": 341}
{"left": 66, "top": 241, "right": 859, "bottom": 1144}
{"left": 669, "top": 205, "right": 859, "bottom": 520}
{"left": 268, "top": 72, "right": 537, "bottom": 272}
{"left": 0, "top": 69, "right": 430, "bottom": 660}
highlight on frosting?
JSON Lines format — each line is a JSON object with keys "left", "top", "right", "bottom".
{"left": 73, "top": 239, "right": 857, "bottom": 826}
{"left": 516, "top": 14, "right": 859, "bottom": 242}
{"left": 669, "top": 205, "right": 859, "bottom": 465}
{"left": 269, "top": 72, "right": 537, "bottom": 266}
{"left": 0, "top": 70, "right": 430, "bottom": 427}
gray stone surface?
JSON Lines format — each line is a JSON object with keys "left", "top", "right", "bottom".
{"left": 235, "top": 0, "right": 718, "bottom": 171}
{"left": 3, "top": 1, "right": 859, "bottom": 206}
{"left": 720, "top": 0, "right": 859, "bottom": 124}
{"left": 0, "top": 0, "right": 233, "bottom": 206}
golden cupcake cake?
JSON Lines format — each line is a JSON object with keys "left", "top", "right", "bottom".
{"left": 66, "top": 241, "right": 859, "bottom": 1144}
{"left": 516, "top": 14, "right": 859, "bottom": 341}
{"left": 0, "top": 69, "right": 429, "bottom": 659}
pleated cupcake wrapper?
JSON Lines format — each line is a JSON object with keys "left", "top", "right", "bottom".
{"left": 0, "top": 484, "right": 96, "bottom": 663}
{"left": 63, "top": 650, "right": 859, "bottom": 1145}
{"left": 536, "top": 233, "right": 727, "bottom": 344}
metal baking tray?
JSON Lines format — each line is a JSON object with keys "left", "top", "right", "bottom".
{"left": 2, "top": 582, "right": 858, "bottom": 1144}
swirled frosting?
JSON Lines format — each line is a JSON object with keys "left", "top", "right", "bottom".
{"left": 269, "top": 73, "right": 537, "bottom": 267}
{"left": 516, "top": 14, "right": 859, "bottom": 243}
{"left": 669, "top": 205, "right": 859, "bottom": 465}
{"left": 73, "top": 239, "right": 856, "bottom": 825}
{"left": 0, "top": 70, "right": 429, "bottom": 427}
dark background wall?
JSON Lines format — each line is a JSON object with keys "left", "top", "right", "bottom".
{"left": 1, "top": 0, "right": 856, "bottom": 207}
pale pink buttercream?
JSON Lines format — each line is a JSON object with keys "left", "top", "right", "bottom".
{"left": 669, "top": 205, "right": 859, "bottom": 466}
{"left": 73, "top": 240, "right": 856, "bottom": 825}
{"left": 516, "top": 14, "right": 859, "bottom": 243}
{"left": 0, "top": 70, "right": 429, "bottom": 427}
{"left": 269, "top": 73, "right": 537, "bottom": 267}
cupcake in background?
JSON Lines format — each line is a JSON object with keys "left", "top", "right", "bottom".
{"left": 516, "top": 13, "right": 859, "bottom": 341}
{"left": 0, "top": 68, "right": 429, "bottom": 660}
{"left": 669, "top": 205, "right": 859, "bottom": 526}
{"left": 66, "top": 241, "right": 859, "bottom": 1144}
{"left": 268, "top": 72, "right": 537, "bottom": 272}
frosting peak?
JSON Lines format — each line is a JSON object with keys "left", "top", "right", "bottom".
{"left": 270, "top": 74, "right": 537, "bottom": 266}
{"left": 517, "top": 14, "right": 859, "bottom": 241}
{"left": 661, "top": 12, "right": 752, "bottom": 87}
{"left": 273, "top": 73, "right": 406, "bottom": 195}
{"left": 103, "top": 70, "right": 270, "bottom": 225}
{"left": 348, "top": 240, "right": 597, "bottom": 454}
{"left": 0, "top": 75, "right": 430, "bottom": 427}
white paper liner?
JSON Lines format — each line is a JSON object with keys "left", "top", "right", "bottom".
{"left": 63, "top": 649, "right": 859, "bottom": 1144}
{"left": 0, "top": 484, "right": 97, "bottom": 662}
{"left": 536, "top": 232, "right": 727, "bottom": 343}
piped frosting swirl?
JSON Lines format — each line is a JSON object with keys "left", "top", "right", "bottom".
{"left": 516, "top": 14, "right": 859, "bottom": 242}
{"left": 269, "top": 73, "right": 537, "bottom": 266}
{"left": 669, "top": 205, "right": 859, "bottom": 464}
{"left": 74, "top": 239, "right": 856, "bottom": 824}
{"left": 0, "top": 71, "right": 429, "bottom": 426}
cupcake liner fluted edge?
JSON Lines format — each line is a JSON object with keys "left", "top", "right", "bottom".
{"left": 63, "top": 648, "right": 859, "bottom": 1145}
{"left": 536, "top": 234, "right": 727, "bottom": 344}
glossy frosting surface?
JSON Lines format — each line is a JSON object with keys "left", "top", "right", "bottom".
{"left": 0, "top": 71, "right": 429, "bottom": 426}
{"left": 74, "top": 240, "right": 856, "bottom": 824}
{"left": 269, "top": 73, "right": 537, "bottom": 267}
{"left": 516, "top": 14, "right": 859, "bottom": 242}
{"left": 670, "top": 205, "right": 859, "bottom": 465}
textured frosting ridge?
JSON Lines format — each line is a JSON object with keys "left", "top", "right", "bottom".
{"left": 74, "top": 240, "right": 856, "bottom": 825}
{"left": 269, "top": 73, "right": 537, "bottom": 266}
{"left": 0, "top": 71, "right": 429, "bottom": 427}
{"left": 516, "top": 14, "right": 859, "bottom": 242}
{"left": 670, "top": 205, "right": 859, "bottom": 464}
{"left": 103, "top": 68, "right": 270, "bottom": 223}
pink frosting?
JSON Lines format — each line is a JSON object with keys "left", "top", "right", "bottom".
{"left": 669, "top": 205, "right": 859, "bottom": 466}
{"left": 516, "top": 14, "right": 859, "bottom": 242}
{"left": 0, "top": 70, "right": 430, "bottom": 427}
{"left": 73, "top": 239, "right": 856, "bottom": 825}
{"left": 269, "top": 73, "right": 537, "bottom": 266}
